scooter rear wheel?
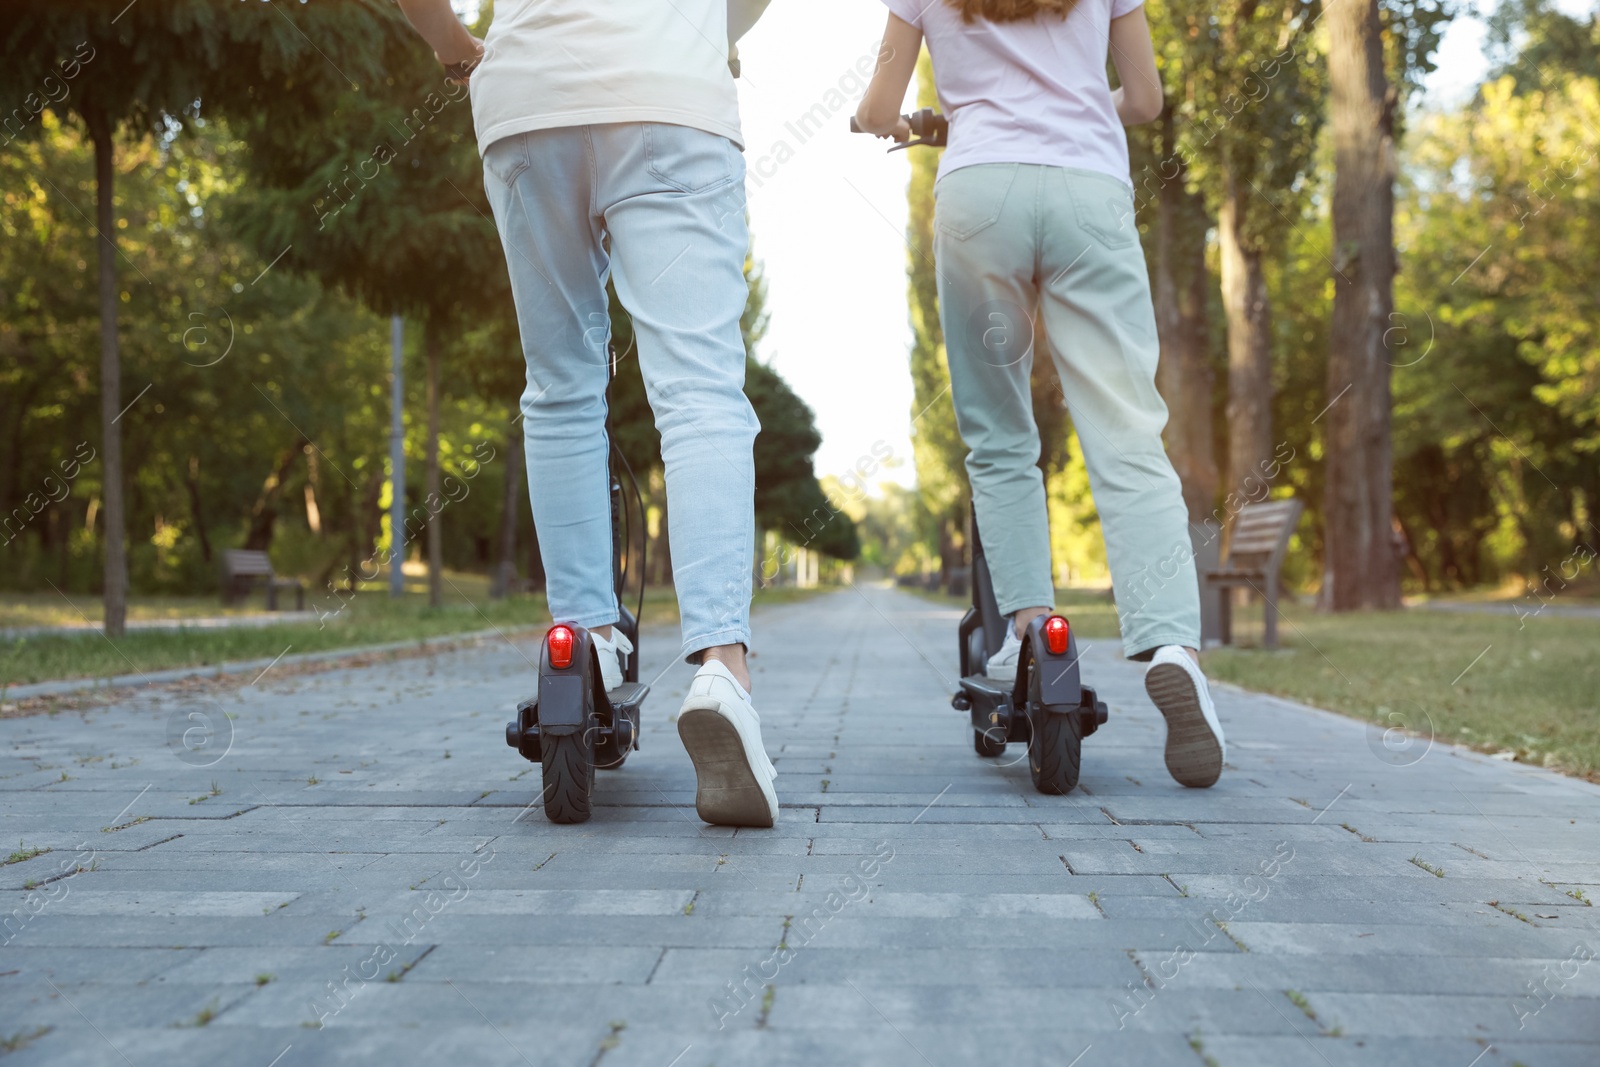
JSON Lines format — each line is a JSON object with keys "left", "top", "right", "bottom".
{"left": 1028, "top": 709, "right": 1082, "bottom": 795}
{"left": 540, "top": 717, "right": 595, "bottom": 824}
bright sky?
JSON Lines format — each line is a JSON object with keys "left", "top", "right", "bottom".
{"left": 734, "top": 1, "right": 919, "bottom": 490}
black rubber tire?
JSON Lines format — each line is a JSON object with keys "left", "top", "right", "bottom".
{"left": 540, "top": 728, "right": 595, "bottom": 824}
{"left": 1028, "top": 709, "right": 1082, "bottom": 795}
{"left": 973, "top": 727, "right": 1007, "bottom": 757}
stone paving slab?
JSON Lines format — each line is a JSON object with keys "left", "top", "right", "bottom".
{"left": 2, "top": 585, "right": 1598, "bottom": 1066}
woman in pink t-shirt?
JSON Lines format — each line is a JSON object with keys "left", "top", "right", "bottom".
{"left": 857, "top": 0, "right": 1227, "bottom": 789}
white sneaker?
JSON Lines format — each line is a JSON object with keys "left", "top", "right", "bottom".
{"left": 591, "top": 628, "right": 633, "bottom": 692}
{"left": 1144, "top": 645, "right": 1225, "bottom": 788}
{"left": 677, "top": 659, "right": 778, "bottom": 828}
{"left": 985, "top": 625, "right": 1023, "bottom": 682}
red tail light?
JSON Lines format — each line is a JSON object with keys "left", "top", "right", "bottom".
{"left": 547, "top": 625, "right": 575, "bottom": 670}
{"left": 1044, "top": 616, "right": 1070, "bottom": 656}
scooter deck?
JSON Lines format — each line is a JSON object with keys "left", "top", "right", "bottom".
{"left": 605, "top": 682, "right": 649, "bottom": 715}
{"left": 958, "top": 674, "right": 1010, "bottom": 701}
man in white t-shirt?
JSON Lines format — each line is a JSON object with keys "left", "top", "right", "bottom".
{"left": 396, "top": 1, "right": 780, "bottom": 829}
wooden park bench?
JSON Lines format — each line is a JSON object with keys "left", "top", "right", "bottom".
{"left": 1203, "top": 498, "right": 1302, "bottom": 650}
{"left": 221, "top": 549, "right": 305, "bottom": 611}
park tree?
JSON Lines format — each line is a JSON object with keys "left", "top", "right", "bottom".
{"left": 1129, "top": 95, "right": 1219, "bottom": 524}
{"left": 1321, "top": 0, "right": 1449, "bottom": 610}
{"left": 0, "top": 110, "right": 425, "bottom": 600}
{"left": 0, "top": 0, "right": 411, "bottom": 634}
{"left": 1155, "top": 0, "right": 1325, "bottom": 503}
{"left": 226, "top": 8, "right": 505, "bottom": 608}
{"left": 1393, "top": 69, "right": 1600, "bottom": 582}
{"left": 1487, "top": 0, "right": 1600, "bottom": 88}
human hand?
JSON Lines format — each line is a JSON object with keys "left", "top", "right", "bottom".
{"left": 438, "top": 34, "right": 485, "bottom": 85}
{"left": 887, "top": 117, "right": 911, "bottom": 144}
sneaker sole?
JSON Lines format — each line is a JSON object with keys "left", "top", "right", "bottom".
{"left": 677, "top": 705, "right": 777, "bottom": 828}
{"left": 1145, "top": 663, "right": 1223, "bottom": 789}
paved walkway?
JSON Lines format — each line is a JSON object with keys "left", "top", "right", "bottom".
{"left": 2, "top": 586, "right": 1596, "bottom": 1066}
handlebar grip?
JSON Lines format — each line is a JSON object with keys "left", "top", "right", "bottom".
{"left": 849, "top": 117, "right": 862, "bottom": 133}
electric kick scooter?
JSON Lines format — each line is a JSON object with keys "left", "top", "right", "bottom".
{"left": 955, "top": 509, "right": 1108, "bottom": 794}
{"left": 504, "top": 344, "right": 649, "bottom": 823}
{"left": 852, "top": 111, "right": 1109, "bottom": 794}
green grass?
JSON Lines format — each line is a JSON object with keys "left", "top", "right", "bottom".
{"left": 182, "top": 1000, "right": 219, "bottom": 1028}
{"left": 1205, "top": 601, "right": 1600, "bottom": 780}
{"left": 4, "top": 843, "right": 49, "bottom": 866}
{"left": 0, "top": 578, "right": 827, "bottom": 690}
{"left": 0, "top": 1027, "right": 52, "bottom": 1054}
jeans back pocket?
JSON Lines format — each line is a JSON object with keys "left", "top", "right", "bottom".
{"left": 935, "top": 164, "right": 1018, "bottom": 241}
{"left": 644, "top": 123, "right": 736, "bottom": 194}
{"left": 1065, "top": 168, "right": 1138, "bottom": 249}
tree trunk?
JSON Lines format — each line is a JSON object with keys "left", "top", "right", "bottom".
{"left": 939, "top": 510, "right": 967, "bottom": 595}
{"left": 0, "top": 379, "right": 42, "bottom": 525}
{"left": 88, "top": 107, "right": 127, "bottom": 637}
{"left": 649, "top": 485, "right": 672, "bottom": 587}
{"left": 302, "top": 449, "right": 323, "bottom": 537}
{"left": 1325, "top": 0, "right": 1400, "bottom": 610}
{"left": 1393, "top": 511, "right": 1430, "bottom": 590}
{"left": 243, "top": 439, "right": 307, "bottom": 551}
{"left": 1219, "top": 170, "right": 1274, "bottom": 502}
{"left": 57, "top": 508, "right": 72, "bottom": 589}
{"left": 1153, "top": 111, "right": 1220, "bottom": 523}
{"left": 491, "top": 420, "right": 523, "bottom": 598}
{"left": 1180, "top": 223, "right": 1217, "bottom": 514}
{"left": 184, "top": 454, "right": 211, "bottom": 563}
{"left": 425, "top": 321, "right": 443, "bottom": 607}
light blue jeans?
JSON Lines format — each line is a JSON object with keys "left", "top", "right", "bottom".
{"left": 481, "top": 123, "right": 758, "bottom": 661}
{"left": 934, "top": 163, "right": 1201, "bottom": 658}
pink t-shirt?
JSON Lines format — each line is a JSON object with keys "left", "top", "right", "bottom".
{"left": 881, "top": 0, "right": 1144, "bottom": 185}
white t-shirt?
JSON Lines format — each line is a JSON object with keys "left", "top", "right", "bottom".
{"left": 470, "top": 0, "right": 745, "bottom": 154}
{"left": 882, "top": 0, "right": 1145, "bottom": 185}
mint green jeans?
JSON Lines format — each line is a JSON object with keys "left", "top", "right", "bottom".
{"left": 934, "top": 162, "right": 1200, "bottom": 658}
